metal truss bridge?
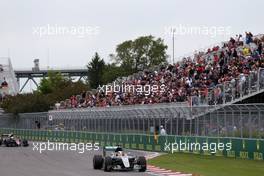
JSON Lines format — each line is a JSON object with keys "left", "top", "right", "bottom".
{"left": 14, "top": 68, "right": 88, "bottom": 92}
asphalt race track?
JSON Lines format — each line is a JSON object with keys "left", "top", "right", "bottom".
{"left": 0, "top": 143, "right": 152, "bottom": 176}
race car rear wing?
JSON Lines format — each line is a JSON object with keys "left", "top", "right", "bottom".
{"left": 1, "top": 133, "right": 13, "bottom": 138}
{"left": 104, "top": 146, "right": 118, "bottom": 151}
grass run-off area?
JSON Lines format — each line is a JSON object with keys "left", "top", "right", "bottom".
{"left": 148, "top": 153, "right": 264, "bottom": 176}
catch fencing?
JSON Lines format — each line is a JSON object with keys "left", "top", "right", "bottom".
{"left": 0, "top": 112, "right": 48, "bottom": 129}
{"left": 47, "top": 104, "right": 264, "bottom": 139}
{"left": 1, "top": 104, "right": 263, "bottom": 139}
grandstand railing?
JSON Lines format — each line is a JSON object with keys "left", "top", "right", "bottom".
{"left": 190, "top": 68, "right": 264, "bottom": 106}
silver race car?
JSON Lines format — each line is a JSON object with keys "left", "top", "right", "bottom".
{"left": 93, "top": 146, "right": 147, "bottom": 172}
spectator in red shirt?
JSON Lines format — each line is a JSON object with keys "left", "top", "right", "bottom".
{"left": 1, "top": 78, "right": 8, "bottom": 88}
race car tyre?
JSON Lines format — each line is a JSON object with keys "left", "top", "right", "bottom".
{"left": 103, "top": 156, "right": 112, "bottom": 172}
{"left": 11, "top": 142, "right": 16, "bottom": 147}
{"left": 137, "top": 156, "right": 147, "bottom": 172}
{"left": 0, "top": 139, "right": 2, "bottom": 146}
{"left": 22, "top": 140, "right": 29, "bottom": 147}
{"left": 129, "top": 162, "right": 135, "bottom": 170}
{"left": 93, "top": 155, "right": 103, "bottom": 169}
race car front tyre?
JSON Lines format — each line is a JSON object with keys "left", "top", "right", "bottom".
{"left": 93, "top": 155, "right": 103, "bottom": 169}
{"left": 22, "top": 140, "right": 29, "bottom": 147}
{"left": 137, "top": 156, "right": 147, "bottom": 172}
{"left": 104, "top": 156, "right": 112, "bottom": 172}
{"left": 5, "top": 142, "right": 10, "bottom": 147}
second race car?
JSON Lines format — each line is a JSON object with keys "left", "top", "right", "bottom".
{"left": 0, "top": 133, "right": 29, "bottom": 147}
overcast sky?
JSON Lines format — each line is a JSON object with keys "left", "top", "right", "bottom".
{"left": 0, "top": 0, "right": 263, "bottom": 70}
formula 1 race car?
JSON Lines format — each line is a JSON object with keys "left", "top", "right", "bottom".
{"left": 0, "top": 133, "right": 29, "bottom": 147}
{"left": 93, "top": 146, "right": 147, "bottom": 172}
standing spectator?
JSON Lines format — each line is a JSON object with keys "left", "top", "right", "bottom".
{"left": 35, "top": 121, "right": 41, "bottom": 129}
{"left": 160, "top": 125, "right": 167, "bottom": 135}
{"left": 55, "top": 102, "right": 60, "bottom": 109}
{"left": 258, "top": 42, "right": 263, "bottom": 55}
{"left": 70, "top": 95, "right": 78, "bottom": 108}
{"left": 0, "top": 64, "right": 3, "bottom": 72}
{"left": 245, "top": 32, "right": 253, "bottom": 44}
{"left": 239, "top": 73, "right": 246, "bottom": 95}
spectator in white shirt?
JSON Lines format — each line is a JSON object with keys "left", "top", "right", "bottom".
{"left": 160, "top": 125, "right": 167, "bottom": 136}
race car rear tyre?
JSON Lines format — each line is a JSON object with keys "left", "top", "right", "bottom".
{"left": 93, "top": 155, "right": 103, "bottom": 169}
{"left": 138, "top": 156, "right": 147, "bottom": 172}
{"left": 104, "top": 156, "right": 112, "bottom": 172}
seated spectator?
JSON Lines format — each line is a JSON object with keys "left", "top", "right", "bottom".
{"left": 56, "top": 32, "right": 264, "bottom": 109}
{"left": 0, "top": 64, "right": 3, "bottom": 72}
{"left": 1, "top": 78, "right": 8, "bottom": 88}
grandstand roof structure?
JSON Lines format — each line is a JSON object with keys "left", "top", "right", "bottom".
{"left": 0, "top": 57, "right": 19, "bottom": 95}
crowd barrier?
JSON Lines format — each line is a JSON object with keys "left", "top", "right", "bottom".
{"left": 0, "top": 128, "right": 263, "bottom": 161}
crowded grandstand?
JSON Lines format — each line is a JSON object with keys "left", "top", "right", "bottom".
{"left": 1, "top": 1, "right": 264, "bottom": 176}
{"left": 55, "top": 33, "right": 264, "bottom": 109}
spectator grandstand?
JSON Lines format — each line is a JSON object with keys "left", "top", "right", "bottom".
{"left": 55, "top": 33, "right": 264, "bottom": 109}
{"left": 0, "top": 58, "right": 19, "bottom": 101}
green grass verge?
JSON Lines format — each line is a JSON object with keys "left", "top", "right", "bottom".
{"left": 148, "top": 153, "right": 264, "bottom": 176}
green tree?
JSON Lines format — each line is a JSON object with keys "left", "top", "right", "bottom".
{"left": 87, "top": 52, "right": 105, "bottom": 89}
{"left": 1, "top": 73, "right": 88, "bottom": 114}
{"left": 102, "top": 63, "right": 124, "bottom": 84}
{"left": 38, "top": 71, "right": 68, "bottom": 94}
{"left": 113, "top": 35, "right": 168, "bottom": 73}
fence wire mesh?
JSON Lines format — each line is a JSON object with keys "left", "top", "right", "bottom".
{"left": 3, "top": 104, "right": 261, "bottom": 139}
